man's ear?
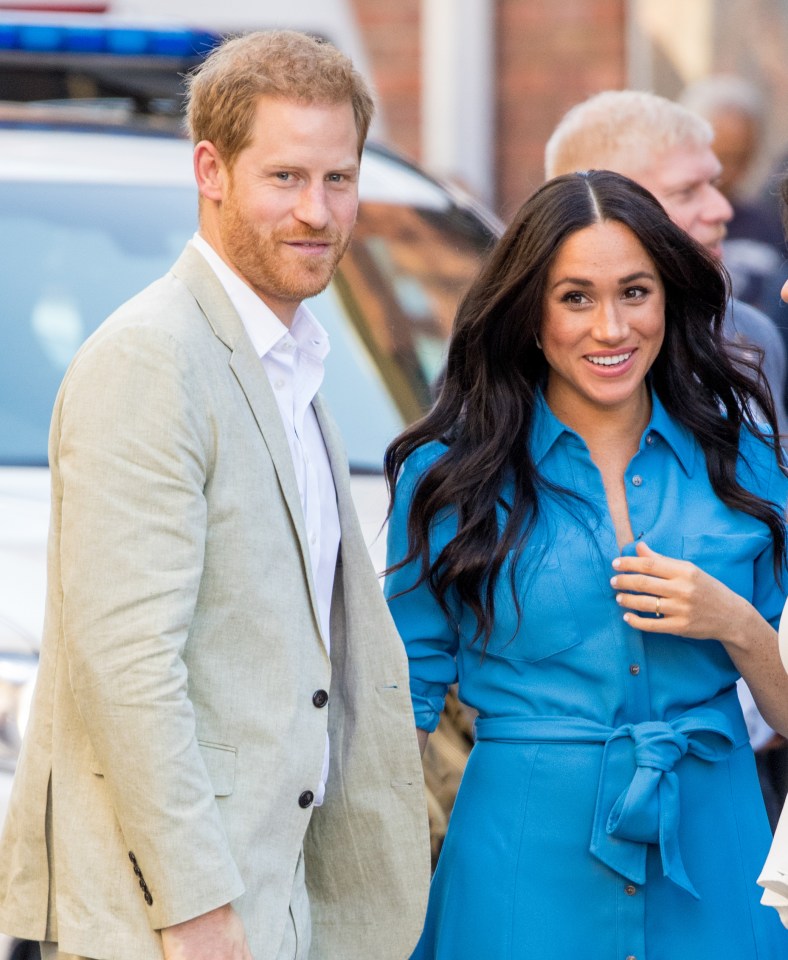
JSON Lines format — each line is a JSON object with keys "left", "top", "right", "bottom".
{"left": 194, "top": 140, "right": 226, "bottom": 202}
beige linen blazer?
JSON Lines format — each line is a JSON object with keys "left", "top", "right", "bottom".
{"left": 0, "top": 246, "right": 430, "bottom": 959}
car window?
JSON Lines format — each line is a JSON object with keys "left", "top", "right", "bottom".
{"left": 0, "top": 170, "right": 494, "bottom": 470}
{"left": 0, "top": 181, "right": 195, "bottom": 465}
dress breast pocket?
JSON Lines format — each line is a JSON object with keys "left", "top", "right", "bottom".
{"left": 681, "top": 532, "right": 770, "bottom": 602}
{"left": 484, "top": 552, "right": 584, "bottom": 663}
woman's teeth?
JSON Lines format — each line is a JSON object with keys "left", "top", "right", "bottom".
{"left": 586, "top": 352, "right": 632, "bottom": 366}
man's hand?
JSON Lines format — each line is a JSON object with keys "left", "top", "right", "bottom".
{"left": 161, "top": 903, "right": 253, "bottom": 960}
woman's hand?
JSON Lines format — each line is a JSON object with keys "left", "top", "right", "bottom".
{"left": 611, "top": 541, "right": 788, "bottom": 737}
{"left": 609, "top": 540, "right": 750, "bottom": 646}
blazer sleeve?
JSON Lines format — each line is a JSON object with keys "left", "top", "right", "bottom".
{"left": 53, "top": 320, "right": 244, "bottom": 929}
{"left": 384, "top": 446, "right": 460, "bottom": 733}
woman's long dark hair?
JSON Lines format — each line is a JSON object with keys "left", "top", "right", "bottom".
{"left": 385, "top": 170, "right": 787, "bottom": 647}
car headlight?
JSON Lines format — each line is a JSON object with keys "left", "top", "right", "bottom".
{"left": 0, "top": 620, "right": 39, "bottom": 773}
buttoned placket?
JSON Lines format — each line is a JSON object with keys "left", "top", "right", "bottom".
{"left": 616, "top": 429, "right": 666, "bottom": 960}
{"left": 267, "top": 325, "right": 336, "bottom": 807}
{"left": 558, "top": 429, "right": 660, "bottom": 960}
{"left": 189, "top": 236, "right": 338, "bottom": 808}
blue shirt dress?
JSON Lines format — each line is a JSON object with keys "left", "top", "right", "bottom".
{"left": 386, "top": 391, "right": 788, "bottom": 960}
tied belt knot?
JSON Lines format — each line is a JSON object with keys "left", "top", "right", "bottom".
{"left": 474, "top": 687, "right": 748, "bottom": 899}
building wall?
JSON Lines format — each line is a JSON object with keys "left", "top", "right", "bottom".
{"left": 496, "top": 0, "right": 627, "bottom": 219}
{"left": 351, "top": 0, "right": 627, "bottom": 221}
{"left": 350, "top": 0, "right": 423, "bottom": 163}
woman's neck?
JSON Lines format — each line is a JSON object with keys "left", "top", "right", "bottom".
{"left": 545, "top": 385, "right": 652, "bottom": 458}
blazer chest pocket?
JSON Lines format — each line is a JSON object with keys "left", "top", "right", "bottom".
{"left": 198, "top": 741, "right": 237, "bottom": 797}
{"left": 681, "top": 531, "right": 770, "bottom": 603}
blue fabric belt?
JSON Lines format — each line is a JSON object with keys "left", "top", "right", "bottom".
{"left": 474, "top": 686, "right": 749, "bottom": 898}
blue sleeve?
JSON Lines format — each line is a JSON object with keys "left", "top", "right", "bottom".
{"left": 385, "top": 445, "right": 460, "bottom": 733}
{"left": 739, "top": 429, "right": 788, "bottom": 629}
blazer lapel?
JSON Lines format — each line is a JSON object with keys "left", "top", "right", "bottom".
{"left": 313, "top": 393, "right": 357, "bottom": 544}
{"left": 170, "top": 245, "right": 322, "bottom": 630}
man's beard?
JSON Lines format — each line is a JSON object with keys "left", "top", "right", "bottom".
{"left": 221, "top": 192, "right": 351, "bottom": 307}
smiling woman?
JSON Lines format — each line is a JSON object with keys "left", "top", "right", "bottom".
{"left": 541, "top": 219, "right": 666, "bottom": 425}
{"left": 384, "top": 170, "right": 788, "bottom": 958}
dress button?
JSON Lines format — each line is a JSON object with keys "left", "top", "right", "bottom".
{"left": 646, "top": 434, "right": 654, "bottom": 445}
{"left": 298, "top": 790, "right": 315, "bottom": 809}
{"left": 625, "top": 884, "right": 636, "bottom": 895}
{"left": 629, "top": 663, "right": 641, "bottom": 676}
{"left": 312, "top": 689, "right": 328, "bottom": 708}
{"left": 631, "top": 475, "right": 643, "bottom": 486}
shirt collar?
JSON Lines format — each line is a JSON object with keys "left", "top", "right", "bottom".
{"left": 190, "top": 233, "right": 329, "bottom": 362}
{"left": 646, "top": 390, "right": 697, "bottom": 476}
{"left": 531, "top": 388, "right": 697, "bottom": 477}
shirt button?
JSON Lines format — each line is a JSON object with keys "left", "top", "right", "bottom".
{"left": 625, "top": 884, "right": 637, "bottom": 895}
{"left": 631, "top": 475, "right": 643, "bottom": 486}
{"left": 629, "top": 663, "right": 640, "bottom": 676}
{"left": 312, "top": 689, "right": 328, "bottom": 708}
{"left": 299, "top": 790, "right": 315, "bottom": 809}
{"left": 274, "top": 379, "right": 285, "bottom": 390}
{"left": 309, "top": 532, "right": 317, "bottom": 545}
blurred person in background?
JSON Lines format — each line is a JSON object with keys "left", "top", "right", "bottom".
{"left": 0, "top": 30, "right": 429, "bottom": 960}
{"left": 386, "top": 169, "right": 788, "bottom": 959}
{"left": 545, "top": 89, "right": 788, "bottom": 829}
{"left": 679, "top": 74, "right": 787, "bottom": 335}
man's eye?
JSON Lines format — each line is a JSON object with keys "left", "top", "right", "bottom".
{"left": 275, "top": 172, "right": 292, "bottom": 181}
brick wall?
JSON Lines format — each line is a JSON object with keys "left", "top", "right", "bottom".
{"left": 350, "top": 0, "right": 422, "bottom": 163}
{"left": 351, "top": 0, "right": 627, "bottom": 220}
{"left": 496, "top": 0, "right": 626, "bottom": 219}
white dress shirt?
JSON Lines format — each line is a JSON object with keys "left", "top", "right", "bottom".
{"left": 191, "top": 233, "right": 340, "bottom": 805}
{"left": 757, "top": 599, "right": 788, "bottom": 926}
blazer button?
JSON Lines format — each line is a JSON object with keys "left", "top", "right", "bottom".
{"left": 298, "top": 790, "right": 315, "bottom": 808}
{"left": 312, "top": 689, "right": 328, "bottom": 708}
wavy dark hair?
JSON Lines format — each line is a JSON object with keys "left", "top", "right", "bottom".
{"left": 385, "top": 170, "right": 787, "bottom": 647}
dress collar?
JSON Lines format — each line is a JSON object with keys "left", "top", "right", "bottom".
{"left": 531, "top": 389, "right": 697, "bottom": 477}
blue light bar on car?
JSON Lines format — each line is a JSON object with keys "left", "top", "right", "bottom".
{"left": 0, "top": 22, "right": 221, "bottom": 57}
